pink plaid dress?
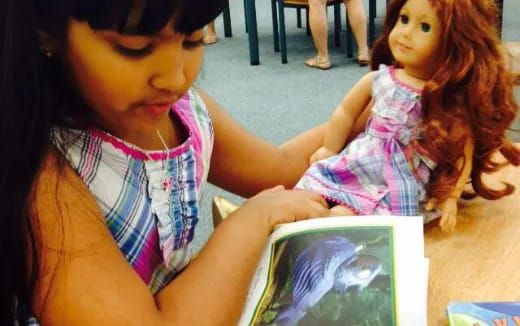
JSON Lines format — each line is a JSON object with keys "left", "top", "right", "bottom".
{"left": 295, "top": 65, "right": 437, "bottom": 216}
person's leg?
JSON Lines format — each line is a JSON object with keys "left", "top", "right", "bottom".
{"left": 203, "top": 21, "right": 218, "bottom": 44}
{"left": 344, "top": 0, "right": 369, "bottom": 65}
{"left": 305, "top": 0, "right": 331, "bottom": 69}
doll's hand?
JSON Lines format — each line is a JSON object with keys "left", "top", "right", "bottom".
{"left": 439, "top": 198, "right": 458, "bottom": 232}
{"left": 239, "top": 186, "right": 330, "bottom": 233}
{"left": 310, "top": 146, "right": 337, "bottom": 164}
{"left": 426, "top": 198, "right": 458, "bottom": 232}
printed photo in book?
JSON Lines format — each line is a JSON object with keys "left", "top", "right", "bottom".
{"left": 447, "top": 302, "right": 520, "bottom": 326}
{"left": 250, "top": 227, "right": 395, "bottom": 326}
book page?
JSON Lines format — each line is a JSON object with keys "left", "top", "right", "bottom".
{"left": 238, "top": 216, "right": 426, "bottom": 326}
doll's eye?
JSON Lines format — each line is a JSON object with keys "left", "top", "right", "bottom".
{"left": 420, "top": 23, "right": 431, "bottom": 32}
{"left": 399, "top": 15, "right": 409, "bottom": 24}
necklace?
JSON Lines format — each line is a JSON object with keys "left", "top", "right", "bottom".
{"left": 144, "top": 129, "right": 174, "bottom": 219}
{"left": 155, "top": 129, "right": 173, "bottom": 195}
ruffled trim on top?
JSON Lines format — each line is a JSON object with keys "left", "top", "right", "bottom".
{"left": 89, "top": 127, "right": 192, "bottom": 161}
{"left": 386, "top": 65, "right": 422, "bottom": 94}
{"left": 372, "top": 65, "right": 422, "bottom": 126}
{"left": 143, "top": 148, "right": 199, "bottom": 266}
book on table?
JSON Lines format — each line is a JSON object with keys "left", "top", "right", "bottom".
{"left": 237, "top": 215, "right": 429, "bottom": 326}
{"left": 446, "top": 302, "right": 520, "bottom": 326}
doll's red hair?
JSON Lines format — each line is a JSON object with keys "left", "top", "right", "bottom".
{"left": 371, "top": 0, "right": 520, "bottom": 202}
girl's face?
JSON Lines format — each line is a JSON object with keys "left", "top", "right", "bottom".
{"left": 388, "top": 0, "right": 441, "bottom": 77}
{"left": 66, "top": 19, "right": 204, "bottom": 136}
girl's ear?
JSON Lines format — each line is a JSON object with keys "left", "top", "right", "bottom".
{"left": 37, "top": 30, "right": 57, "bottom": 57}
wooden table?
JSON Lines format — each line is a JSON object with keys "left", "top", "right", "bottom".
{"left": 425, "top": 147, "right": 520, "bottom": 325}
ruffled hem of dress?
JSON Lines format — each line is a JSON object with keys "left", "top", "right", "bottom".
{"left": 295, "top": 173, "right": 384, "bottom": 215}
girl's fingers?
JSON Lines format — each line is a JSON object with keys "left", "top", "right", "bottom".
{"left": 266, "top": 185, "right": 285, "bottom": 192}
{"left": 295, "top": 189, "right": 328, "bottom": 207}
{"left": 307, "top": 200, "right": 331, "bottom": 218}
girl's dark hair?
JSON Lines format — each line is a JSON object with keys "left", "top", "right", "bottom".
{"left": 0, "top": 0, "right": 225, "bottom": 324}
{"left": 371, "top": 0, "right": 520, "bottom": 203}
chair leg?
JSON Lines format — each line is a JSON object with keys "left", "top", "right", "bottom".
{"left": 271, "top": 0, "right": 280, "bottom": 52}
{"left": 277, "top": 0, "right": 288, "bottom": 63}
{"left": 306, "top": 8, "right": 311, "bottom": 36}
{"left": 297, "top": 8, "right": 302, "bottom": 28}
{"left": 223, "top": 2, "right": 232, "bottom": 37}
{"left": 369, "top": 0, "right": 376, "bottom": 45}
{"left": 244, "top": 0, "right": 248, "bottom": 33}
{"left": 334, "top": 3, "right": 341, "bottom": 47}
{"left": 345, "top": 13, "right": 354, "bottom": 58}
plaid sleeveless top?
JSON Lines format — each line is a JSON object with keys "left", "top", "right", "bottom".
{"left": 54, "top": 87, "right": 213, "bottom": 291}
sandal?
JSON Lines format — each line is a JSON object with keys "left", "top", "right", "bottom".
{"left": 356, "top": 54, "right": 370, "bottom": 67}
{"left": 203, "top": 35, "right": 218, "bottom": 45}
{"left": 305, "top": 56, "right": 331, "bottom": 70}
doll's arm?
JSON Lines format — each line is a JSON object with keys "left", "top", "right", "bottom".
{"left": 437, "top": 137, "right": 474, "bottom": 232}
{"left": 310, "top": 72, "right": 374, "bottom": 163}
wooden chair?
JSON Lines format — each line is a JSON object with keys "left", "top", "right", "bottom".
{"left": 271, "top": 0, "right": 350, "bottom": 63}
{"left": 271, "top": 0, "right": 383, "bottom": 64}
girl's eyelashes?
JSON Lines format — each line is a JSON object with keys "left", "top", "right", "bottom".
{"left": 183, "top": 38, "right": 204, "bottom": 50}
{"left": 114, "top": 43, "right": 154, "bottom": 58}
{"left": 399, "top": 14, "right": 409, "bottom": 24}
{"left": 113, "top": 35, "right": 203, "bottom": 58}
{"left": 420, "top": 23, "right": 431, "bottom": 32}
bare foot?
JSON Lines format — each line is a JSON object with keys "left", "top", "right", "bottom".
{"left": 203, "top": 34, "right": 218, "bottom": 45}
{"left": 305, "top": 56, "right": 331, "bottom": 70}
{"left": 356, "top": 53, "right": 370, "bottom": 67}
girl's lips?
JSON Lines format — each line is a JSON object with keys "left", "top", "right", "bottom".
{"left": 142, "top": 102, "right": 173, "bottom": 115}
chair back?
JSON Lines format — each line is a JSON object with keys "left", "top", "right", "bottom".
{"left": 283, "top": 0, "right": 342, "bottom": 6}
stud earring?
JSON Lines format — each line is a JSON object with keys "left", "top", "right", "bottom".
{"left": 42, "top": 48, "right": 54, "bottom": 57}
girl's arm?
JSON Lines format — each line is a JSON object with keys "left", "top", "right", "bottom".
{"left": 198, "top": 88, "right": 328, "bottom": 197}
{"left": 33, "top": 152, "right": 328, "bottom": 326}
{"left": 310, "top": 72, "right": 374, "bottom": 163}
{"left": 199, "top": 74, "right": 373, "bottom": 197}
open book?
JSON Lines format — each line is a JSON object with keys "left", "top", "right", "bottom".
{"left": 237, "top": 216, "right": 429, "bottom": 326}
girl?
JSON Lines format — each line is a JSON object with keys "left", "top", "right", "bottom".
{"left": 0, "top": 0, "right": 331, "bottom": 325}
{"left": 296, "top": 0, "right": 520, "bottom": 232}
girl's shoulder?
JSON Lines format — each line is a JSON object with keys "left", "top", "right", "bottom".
{"left": 31, "top": 148, "right": 103, "bottom": 232}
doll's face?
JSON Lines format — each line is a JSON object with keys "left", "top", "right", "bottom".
{"left": 388, "top": 0, "right": 441, "bottom": 77}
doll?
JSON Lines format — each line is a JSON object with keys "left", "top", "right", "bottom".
{"left": 295, "top": 0, "right": 520, "bottom": 232}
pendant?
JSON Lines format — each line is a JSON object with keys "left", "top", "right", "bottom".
{"left": 162, "top": 175, "right": 173, "bottom": 193}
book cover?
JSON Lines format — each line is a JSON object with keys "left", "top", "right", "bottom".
{"left": 447, "top": 302, "right": 520, "bottom": 326}
{"left": 237, "top": 216, "right": 428, "bottom": 326}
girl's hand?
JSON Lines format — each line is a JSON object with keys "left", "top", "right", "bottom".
{"left": 310, "top": 146, "right": 337, "bottom": 164}
{"left": 238, "top": 186, "right": 330, "bottom": 233}
{"left": 426, "top": 198, "right": 458, "bottom": 232}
